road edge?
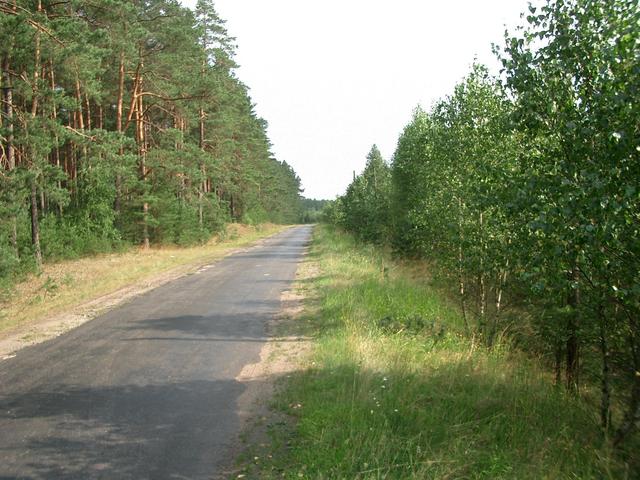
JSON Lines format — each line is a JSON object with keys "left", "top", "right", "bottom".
{"left": 214, "top": 229, "right": 317, "bottom": 479}
{"left": 0, "top": 226, "right": 295, "bottom": 361}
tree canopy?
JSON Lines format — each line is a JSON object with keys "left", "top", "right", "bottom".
{"left": 0, "top": 0, "right": 303, "bottom": 279}
{"left": 330, "top": 0, "right": 640, "bottom": 448}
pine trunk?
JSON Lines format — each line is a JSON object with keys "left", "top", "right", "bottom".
{"left": 199, "top": 106, "right": 205, "bottom": 228}
{"left": 84, "top": 92, "right": 91, "bottom": 130}
{"left": 31, "top": 1, "right": 42, "bottom": 118}
{"left": 2, "top": 56, "right": 15, "bottom": 170}
{"left": 29, "top": 1, "right": 43, "bottom": 267}
{"left": 134, "top": 63, "right": 149, "bottom": 249}
{"left": 114, "top": 50, "right": 125, "bottom": 215}
{"left": 2, "top": 55, "right": 18, "bottom": 256}
{"left": 30, "top": 179, "right": 42, "bottom": 270}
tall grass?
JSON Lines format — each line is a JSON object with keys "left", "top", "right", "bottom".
{"left": 257, "top": 225, "right": 629, "bottom": 479}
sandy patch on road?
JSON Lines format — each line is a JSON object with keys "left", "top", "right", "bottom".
{"left": 234, "top": 245, "right": 315, "bottom": 401}
{"left": 216, "top": 254, "right": 315, "bottom": 479}
{"left": 235, "top": 288, "right": 311, "bottom": 412}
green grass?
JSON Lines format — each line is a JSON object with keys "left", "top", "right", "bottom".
{"left": 249, "top": 225, "right": 629, "bottom": 479}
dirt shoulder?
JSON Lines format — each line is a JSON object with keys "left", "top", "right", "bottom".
{"left": 215, "top": 247, "right": 318, "bottom": 479}
{"left": 0, "top": 224, "right": 291, "bottom": 360}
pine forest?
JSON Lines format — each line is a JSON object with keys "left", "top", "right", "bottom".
{"left": 0, "top": 0, "right": 303, "bottom": 284}
{"left": 1, "top": 0, "right": 640, "bottom": 477}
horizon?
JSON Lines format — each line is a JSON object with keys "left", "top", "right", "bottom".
{"left": 180, "top": 0, "right": 531, "bottom": 199}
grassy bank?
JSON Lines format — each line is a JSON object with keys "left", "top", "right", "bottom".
{"left": 0, "top": 224, "right": 289, "bottom": 335}
{"left": 252, "top": 225, "right": 629, "bottom": 479}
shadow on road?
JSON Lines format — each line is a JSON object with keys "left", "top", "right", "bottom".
{"left": 0, "top": 378, "right": 258, "bottom": 479}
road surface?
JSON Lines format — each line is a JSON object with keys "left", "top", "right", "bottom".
{"left": 0, "top": 225, "right": 312, "bottom": 479}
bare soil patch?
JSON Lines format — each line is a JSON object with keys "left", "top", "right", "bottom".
{"left": 216, "top": 253, "right": 317, "bottom": 479}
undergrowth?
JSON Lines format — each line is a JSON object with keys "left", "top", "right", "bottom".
{"left": 249, "top": 225, "right": 631, "bottom": 479}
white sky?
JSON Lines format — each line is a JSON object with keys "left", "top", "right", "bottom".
{"left": 180, "top": 0, "right": 530, "bottom": 199}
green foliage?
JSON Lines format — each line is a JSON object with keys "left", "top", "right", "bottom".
{"left": 298, "top": 198, "right": 330, "bottom": 224}
{"left": 327, "top": 0, "right": 640, "bottom": 449}
{"left": 321, "top": 198, "right": 344, "bottom": 225}
{"left": 0, "top": 0, "right": 301, "bottom": 278}
{"left": 249, "top": 226, "right": 626, "bottom": 479}
{"left": 40, "top": 215, "right": 123, "bottom": 260}
{"left": 338, "top": 145, "right": 392, "bottom": 244}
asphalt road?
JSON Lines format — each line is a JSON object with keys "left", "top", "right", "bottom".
{"left": 0, "top": 225, "right": 312, "bottom": 480}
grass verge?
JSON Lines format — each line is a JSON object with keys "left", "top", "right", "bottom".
{"left": 252, "top": 225, "right": 629, "bottom": 479}
{"left": 0, "top": 223, "right": 290, "bottom": 336}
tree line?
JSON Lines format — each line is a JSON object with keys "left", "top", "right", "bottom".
{"left": 299, "top": 198, "right": 330, "bottom": 224}
{"left": 0, "top": 0, "right": 302, "bottom": 284}
{"left": 327, "top": 0, "right": 639, "bottom": 448}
